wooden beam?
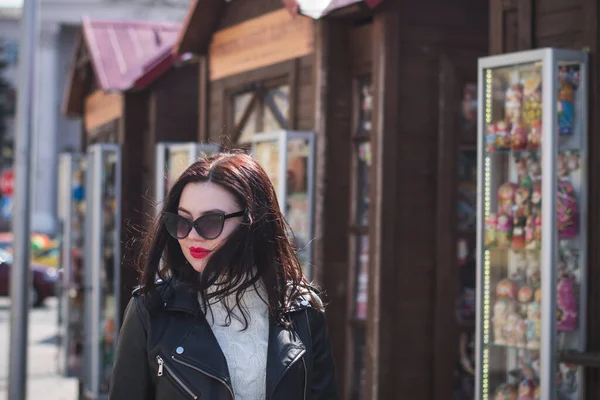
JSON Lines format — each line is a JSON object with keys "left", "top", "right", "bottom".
{"left": 84, "top": 90, "right": 123, "bottom": 133}
{"left": 198, "top": 55, "right": 209, "bottom": 142}
{"left": 209, "top": 9, "right": 315, "bottom": 81}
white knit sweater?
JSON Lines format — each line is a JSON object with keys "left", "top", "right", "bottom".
{"left": 200, "top": 283, "right": 269, "bottom": 400}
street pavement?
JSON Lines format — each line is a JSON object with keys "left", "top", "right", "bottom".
{"left": 0, "top": 297, "right": 78, "bottom": 400}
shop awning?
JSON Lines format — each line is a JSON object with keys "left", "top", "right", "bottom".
{"left": 174, "top": 0, "right": 384, "bottom": 56}
{"left": 63, "top": 18, "right": 181, "bottom": 117}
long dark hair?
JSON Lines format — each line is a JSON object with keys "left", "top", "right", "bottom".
{"left": 138, "top": 152, "right": 321, "bottom": 326}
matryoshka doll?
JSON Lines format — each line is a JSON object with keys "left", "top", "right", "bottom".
{"left": 487, "top": 123, "right": 497, "bottom": 152}
{"left": 525, "top": 216, "right": 536, "bottom": 249}
{"left": 497, "top": 213, "right": 513, "bottom": 248}
{"left": 495, "top": 120, "right": 511, "bottom": 150}
{"left": 485, "top": 213, "right": 498, "bottom": 247}
{"left": 511, "top": 122, "right": 528, "bottom": 151}
{"left": 557, "top": 180, "right": 578, "bottom": 239}
{"left": 498, "top": 182, "right": 517, "bottom": 215}
{"left": 517, "top": 379, "right": 537, "bottom": 400}
{"left": 557, "top": 270, "right": 578, "bottom": 332}
{"left": 493, "top": 279, "right": 518, "bottom": 345}
{"left": 506, "top": 83, "right": 524, "bottom": 125}
{"left": 494, "top": 383, "right": 518, "bottom": 400}
{"left": 518, "top": 286, "right": 533, "bottom": 318}
{"left": 526, "top": 289, "right": 541, "bottom": 350}
{"left": 528, "top": 120, "right": 542, "bottom": 150}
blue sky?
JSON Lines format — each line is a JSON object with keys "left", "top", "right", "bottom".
{"left": 0, "top": 0, "right": 22, "bottom": 7}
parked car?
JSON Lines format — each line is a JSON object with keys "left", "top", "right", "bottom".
{"left": 0, "top": 249, "right": 58, "bottom": 307}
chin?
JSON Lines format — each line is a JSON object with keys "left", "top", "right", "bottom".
{"left": 189, "top": 260, "right": 206, "bottom": 273}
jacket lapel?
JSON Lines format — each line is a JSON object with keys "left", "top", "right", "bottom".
{"left": 266, "top": 316, "right": 307, "bottom": 399}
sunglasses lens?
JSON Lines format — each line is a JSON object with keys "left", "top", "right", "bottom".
{"left": 196, "top": 214, "right": 225, "bottom": 239}
{"left": 163, "top": 213, "right": 192, "bottom": 239}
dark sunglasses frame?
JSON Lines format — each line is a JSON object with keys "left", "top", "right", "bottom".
{"left": 162, "top": 210, "right": 246, "bottom": 240}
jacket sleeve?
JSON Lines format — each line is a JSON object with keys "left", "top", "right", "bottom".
{"left": 307, "top": 308, "right": 340, "bottom": 400}
{"left": 109, "top": 296, "right": 154, "bottom": 399}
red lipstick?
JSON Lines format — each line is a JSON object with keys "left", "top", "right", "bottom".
{"left": 189, "top": 246, "right": 212, "bottom": 259}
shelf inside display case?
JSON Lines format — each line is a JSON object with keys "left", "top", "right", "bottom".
{"left": 478, "top": 50, "right": 587, "bottom": 400}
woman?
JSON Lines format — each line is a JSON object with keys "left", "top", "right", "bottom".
{"left": 109, "top": 153, "right": 339, "bottom": 400}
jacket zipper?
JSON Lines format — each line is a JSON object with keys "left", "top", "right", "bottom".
{"left": 171, "top": 355, "right": 235, "bottom": 399}
{"left": 301, "top": 357, "right": 307, "bottom": 400}
{"left": 156, "top": 355, "right": 198, "bottom": 399}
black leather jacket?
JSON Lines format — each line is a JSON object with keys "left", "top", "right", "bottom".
{"left": 109, "top": 280, "right": 340, "bottom": 400}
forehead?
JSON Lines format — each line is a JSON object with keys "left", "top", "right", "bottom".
{"left": 178, "top": 182, "right": 238, "bottom": 214}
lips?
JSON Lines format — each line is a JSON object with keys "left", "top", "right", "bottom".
{"left": 189, "top": 246, "right": 212, "bottom": 259}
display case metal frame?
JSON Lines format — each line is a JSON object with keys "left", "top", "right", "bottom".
{"left": 154, "top": 142, "right": 220, "bottom": 213}
{"left": 56, "top": 152, "right": 85, "bottom": 377}
{"left": 250, "top": 130, "right": 316, "bottom": 280}
{"left": 475, "top": 48, "right": 589, "bottom": 400}
{"left": 83, "top": 143, "right": 122, "bottom": 400}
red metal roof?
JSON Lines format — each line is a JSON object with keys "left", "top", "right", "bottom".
{"left": 81, "top": 17, "right": 181, "bottom": 91}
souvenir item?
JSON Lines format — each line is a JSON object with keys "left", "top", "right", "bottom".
{"left": 525, "top": 216, "right": 536, "bottom": 249}
{"left": 557, "top": 180, "right": 578, "bottom": 238}
{"left": 567, "top": 151, "right": 580, "bottom": 172}
{"left": 557, "top": 70, "right": 575, "bottom": 136}
{"left": 497, "top": 278, "right": 519, "bottom": 300}
{"left": 527, "top": 157, "right": 541, "bottom": 183}
{"left": 498, "top": 182, "right": 517, "bottom": 214}
{"left": 527, "top": 120, "right": 542, "bottom": 150}
{"left": 511, "top": 122, "right": 528, "bottom": 151}
{"left": 506, "top": 83, "right": 524, "bottom": 125}
{"left": 518, "top": 286, "right": 533, "bottom": 318}
{"left": 557, "top": 152, "right": 569, "bottom": 178}
{"left": 523, "top": 71, "right": 542, "bottom": 125}
{"left": 557, "top": 272, "right": 578, "bottom": 332}
{"left": 516, "top": 159, "right": 530, "bottom": 186}
{"left": 485, "top": 213, "right": 498, "bottom": 247}
{"left": 526, "top": 256, "right": 541, "bottom": 289}
{"left": 486, "top": 123, "right": 497, "bottom": 152}
{"left": 531, "top": 181, "right": 542, "bottom": 215}
{"left": 493, "top": 298, "right": 511, "bottom": 345}
{"left": 497, "top": 213, "right": 513, "bottom": 248}
{"left": 517, "top": 379, "right": 537, "bottom": 400}
{"left": 494, "top": 383, "right": 518, "bottom": 400}
{"left": 533, "top": 215, "right": 542, "bottom": 248}
{"left": 526, "top": 289, "right": 541, "bottom": 349}
{"left": 514, "top": 186, "right": 531, "bottom": 218}
{"left": 512, "top": 220, "right": 526, "bottom": 250}
{"left": 495, "top": 120, "right": 511, "bottom": 150}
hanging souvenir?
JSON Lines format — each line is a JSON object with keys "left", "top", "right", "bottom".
{"left": 557, "top": 180, "right": 578, "bottom": 239}
{"left": 497, "top": 213, "right": 513, "bottom": 248}
{"left": 527, "top": 120, "right": 542, "bottom": 150}
{"left": 557, "top": 66, "right": 576, "bottom": 136}
{"left": 526, "top": 288, "right": 541, "bottom": 350}
{"left": 495, "top": 120, "right": 511, "bottom": 150}
{"left": 485, "top": 213, "right": 498, "bottom": 247}
{"left": 557, "top": 271, "right": 578, "bottom": 332}
{"left": 498, "top": 182, "right": 517, "bottom": 215}
{"left": 511, "top": 122, "right": 528, "bottom": 151}
{"left": 522, "top": 70, "right": 542, "bottom": 126}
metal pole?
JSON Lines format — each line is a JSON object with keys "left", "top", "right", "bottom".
{"left": 8, "top": 0, "right": 38, "bottom": 398}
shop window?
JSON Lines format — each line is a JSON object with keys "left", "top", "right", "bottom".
{"left": 349, "top": 74, "right": 373, "bottom": 400}
{"left": 231, "top": 83, "right": 290, "bottom": 145}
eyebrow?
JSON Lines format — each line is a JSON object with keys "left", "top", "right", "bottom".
{"left": 177, "top": 207, "right": 225, "bottom": 216}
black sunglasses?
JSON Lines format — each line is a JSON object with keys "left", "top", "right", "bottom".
{"left": 162, "top": 210, "right": 245, "bottom": 240}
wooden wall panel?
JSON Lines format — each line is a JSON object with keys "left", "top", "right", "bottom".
{"left": 119, "top": 92, "right": 150, "bottom": 320}
{"left": 218, "top": 0, "right": 284, "bottom": 30}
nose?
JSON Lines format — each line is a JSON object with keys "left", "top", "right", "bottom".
{"left": 186, "top": 226, "right": 204, "bottom": 241}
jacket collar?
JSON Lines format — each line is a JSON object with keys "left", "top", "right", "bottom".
{"left": 154, "top": 279, "right": 310, "bottom": 397}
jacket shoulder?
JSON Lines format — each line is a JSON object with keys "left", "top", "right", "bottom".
{"left": 287, "top": 285, "right": 325, "bottom": 313}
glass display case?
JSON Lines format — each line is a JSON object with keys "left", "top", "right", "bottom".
{"left": 475, "top": 49, "right": 588, "bottom": 400}
{"left": 251, "top": 131, "right": 316, "bottom": 279}
{"left": 57, "top": 152, "right": 86, "bottom": 378}
{"left": 83, "top": 144, "right": 122, "bottom": 399}
{"left": 154, "top": 142, "right": 220, "bottom": 213}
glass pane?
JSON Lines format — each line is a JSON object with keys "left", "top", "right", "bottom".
{"left": 69, "top": 158, "right": 86, "bottom": 377}
{"left": 285, "top": 138, "right": 310, "bottom": 265}
{"left": 356, "top": 76, "right": 373, "bottom": 135}
{"left": 254, "top": 140, "right": 280, "bottom": 196}
{"left": 481, "top": 62, "right": 544, "bottom": 399}
{"left": 356, "top": 142, "right": 371, "bottom": 225}
{"left": 237, "top": 106, "right": 259, "bottom": 144}
{"left": 354, "top": 235, "right": 369, "bottom": 319}
{"left": 555, "top": 61, "right": 585, "bottom": 400}
{"left": 233, "top": 91, "right": 253, "bottom": 127}
{"left": 99, "top": 150, "right": 119, "bottom": 394}
{"left": 264, "top": 85, "right": 290, "bottom": 131}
